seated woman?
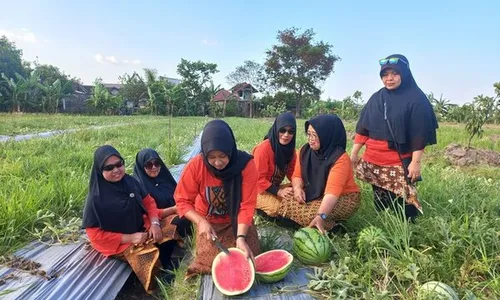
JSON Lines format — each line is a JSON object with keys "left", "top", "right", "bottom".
{"left": 82, "top": 145, "right": 182, "bottom": 294}
{"left": 252, "top": 112, "right": 297, "bottom": 218}
{"left": 174, "top": 119, "right": 260, "bottom": 279}
{"left": 133, "top": 148, "right": 192, "bottom": 238}
{"left": 284, "top": 114, "right": 361, "bottom": 234}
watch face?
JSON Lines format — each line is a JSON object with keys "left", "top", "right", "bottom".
{"left": 320, "top": 213, "right": 327, "bottom": 220}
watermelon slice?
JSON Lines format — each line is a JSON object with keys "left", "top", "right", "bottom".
{"left": 255, "top": 249, "right": 293, "bottom": 283}
{"left": 211, "top": 248, "right": 255, "bottom": 296}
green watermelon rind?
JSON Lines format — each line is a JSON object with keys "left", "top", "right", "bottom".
{"left": 255, "top": 249, "right": 294, "bottom": 283}
{"left": 418, "top": 281, "right": 459, "bottom": 300}
{"left": 211, "top": 247, "right": 255, "bottom": 296}
{"left": 292, "top": 228, "right": 331, "bottom": 265}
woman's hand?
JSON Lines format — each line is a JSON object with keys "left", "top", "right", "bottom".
{"left": 407, "top": 160, "right": 421, "bottom": 183}
{"left": 293, "top": 187, "right": 306, "bottom": 204}
{"left": 198, "top": 219, "right": 217, "bottom": 240}
{"left": 277, "top": 187, "right": 294, "bottom": 200}
{"left": 350, "top": 153, "right": 359, "bottom": 168}
{"left": 308, "top": 216, "right": 327, "bottom": 235}
{"left": 148, "top": 222, "right": 163, "bottom": 243}
{"left": 129, "top": 232, "right": 148, "bottom": 244}
{"left": 236, "top": 237, "right": 255, "bottom": 263}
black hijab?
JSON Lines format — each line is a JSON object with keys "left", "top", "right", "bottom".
{"left": 82, "top": 145, "right": 147, "bottom": 234}
{"left": 356, "top": 54, "right": 438, "bottom": 153}
{"left": 300, "top": 114, "right": 347, "bottom": 202}
{"left": 133, "top": 148, "right": 177, "bottom": 209}
{"left": 201, "top": 120, "right": 253, "bottom": 237}
{"left": 264, "top": 112, "right": 296, "bottom": 171}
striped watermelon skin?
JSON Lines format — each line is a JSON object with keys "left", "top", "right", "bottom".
{"left": 292, "top": 228, "right": 331, "bottom": 265}
{"left": 255, "top": 249, "right": 293, "bottom": 283}
{"left": 418, "top": 281, "right": 459, "bottom": 300}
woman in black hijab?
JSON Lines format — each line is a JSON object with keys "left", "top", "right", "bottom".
{"left": 352, "top": 54, "right": 438, "bottom": 219}
{"left": 82, "top": 145, "right": 182, "bottom": 293}
{"left": 280, "top": 114, "right": 361, "bottom": 234}
{"left": 252, "top": 112, "right": 297, "bottom": 218}
{"left": 174, "top": 119, "right": 260, "bottom": 278}
{"left": 133, "top": 148, "right": 191, "bottom": 237}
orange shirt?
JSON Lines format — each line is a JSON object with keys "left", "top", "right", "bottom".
{"left": 354, "top": 133, "right": 412, "bottom": 166}
{"left": 85, "top": 194, "right": 159, "bottom": 257}
{"left": 174, "top": 154, "right": 257, "bottom": 226}
{"left": 292, "top": 152, "right": 360, "bottom": 198}
{"left": 252, "top": 139, "right": 296, "bottom": 194}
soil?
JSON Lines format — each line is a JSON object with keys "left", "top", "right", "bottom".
{"left": 444, "top": 143, "right": 500, "bottom": 167}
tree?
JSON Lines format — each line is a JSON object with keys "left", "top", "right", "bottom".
{"left": 38, "top": 79, "right": 72, "bottom": 113}
{"left": 428, "top": 92, "right": 451, "bottom": 121}
{"left": 226, "top": 60, "right": 267, "bottom": 117}
{"left": 264, "top": 27, "right": 339, "bottom": 117}
{"left": 177, "top": 59, "right": 218, "bottom": 115}
{"left": 465, "top": 94, "right": 497, "bottom": 148}
{"left": 87, "top": 79, "right": 121, "bottom": 115}
{"left": 0, "top": 36, "right": 26, "bottom": 80}
{"left": 118, "top": 72, "right": 147, "bottom": 107}
{"left": 35, "top": 64, "right": 75, "bottom": 95}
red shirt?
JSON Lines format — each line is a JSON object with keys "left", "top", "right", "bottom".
{"left": 354, "top": 133, "right": 412, "bottom": 166}
{"left": 174, "top": 154, "right": 257, "bottom": 226}
{"left": 292, "top": 152, "right": 360, "bottom": 197}
{"left": 85, "top": 194, "right": 159, "bottom": 257}
{"left": 252, "top": 139, "right": 296, "bottom": 194}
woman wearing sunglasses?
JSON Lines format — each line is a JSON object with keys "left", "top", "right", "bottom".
{"left": 283, "top": 114, "right": 361, "bottom": 234}
{"left": 252, "top": 112, "right": 297, "bottom": 219}
{"left": 352, "top": 54, "right": 438, "bottom": 219}
{"left": 174, "top": 119, "right": 260, "bottom": 278}
{"left": 82, "top": 145, "right": 183, "bottom": 293}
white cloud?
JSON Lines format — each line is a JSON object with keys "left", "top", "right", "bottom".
{"left": 0, "top": 28, "right": 38, "bottom": 44}
{"left": 201, "top": 39, "right": 217, "bottom": 46}
{"left": 94, "top": 53, "right": 141, "bottom": 65}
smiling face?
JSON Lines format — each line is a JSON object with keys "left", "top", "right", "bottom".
{"left": 102, "top": 155, "right": 125, "bottom": 182}
{"left": 306, "top": 125, "right": 320, "bottom": 151}
{"left": 278, "top": 126, "right": 295, "bottom": 145}
{"left": 144, "top": 159, "right": 161, "bottom": 178}
{"left": 381, "top": 69, "right": 402, "bottom": 90}
{"left": 207, "top": 150, "right": 230, "bottom": 170}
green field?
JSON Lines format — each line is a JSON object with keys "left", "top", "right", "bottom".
{"left": 1, "top": 115, "right": 499, "bottom": 299}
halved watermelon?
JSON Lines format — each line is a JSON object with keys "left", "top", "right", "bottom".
{"left": 211, "top": 248, "right": 255, "bottom": 296}
{"left": 255, "top": 249, "right": 293, "bottom": 283}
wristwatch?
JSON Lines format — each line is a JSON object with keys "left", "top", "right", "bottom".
{"left": 317, "top": 213, "right": 327, "bottom": 220}
{"left": 152, "top": 221, "right": 161, "bottom": 227}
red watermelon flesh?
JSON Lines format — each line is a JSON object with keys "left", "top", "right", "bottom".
{"left": 255, "top": 250, "right": 291, "bottom": 272}
{"left": 212, "top": 248, "right": 255, "bottom": 296}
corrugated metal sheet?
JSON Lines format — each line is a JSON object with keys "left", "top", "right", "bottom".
{"left": 0, "top": 132, "right": 203, "bottom": 300}
{"left": 199, "top": 268, "right": 315, "bottom": 300}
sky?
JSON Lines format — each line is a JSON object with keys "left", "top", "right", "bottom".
{"left": 0, "top": 0, "right": 499, "bottom": 104}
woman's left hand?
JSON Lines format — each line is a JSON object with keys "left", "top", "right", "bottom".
{"left": 236, "top": 237, "right": 255, "bottom": 263}
{"left": 149, "top": 222, "right": 163, "bottom": 243}
{"left": 407, "top": 160, "right": 421, "bottom": 183}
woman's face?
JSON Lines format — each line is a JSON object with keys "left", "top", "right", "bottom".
{"left": 278, "top": 125, "right": 295, "bottom": 145}
{"left": 102, "top": 155, "right": 125, "bottom": 182}
{"left": 144, "top": 159, "right": 161, "bottom": 178}
{"left": 207, "top": 150, "right": 230, "bottom": 170}
{"left": 306, "top": 125, "right": 320, "bottom": 151}
{"left": 382, "top": 69, "right": 402, "bottom": 90}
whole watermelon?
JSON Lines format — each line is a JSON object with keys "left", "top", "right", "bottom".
{"left": 292, "top": 227, "right": 331, "bottom": 265}
{"left": 418, "top": 281, "right": 459, "bottom": 300}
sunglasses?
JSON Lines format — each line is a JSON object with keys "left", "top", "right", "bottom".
{"left": 103, "top": 160, "right": 124, "bottom": 172}
{"left": 379, "top": 57, "right": 409, "bottom": 67}
{"left": 279, "top": 128, "right": 295, "bottom": 135}
{"left": 145, "top": 160, "right": 161, "bottom": 170}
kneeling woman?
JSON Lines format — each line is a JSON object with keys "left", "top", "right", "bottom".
{"left": 174, "top": 120, "right": 260, "bottom": 278}
{"left": 252, "top": 112, "right": 296, "bottom": 218}
{"left": 82, "top": 145, "right": 182, "bottom": 293}
{"left": 287, "top": 115, "right": 361, "bottom": 234}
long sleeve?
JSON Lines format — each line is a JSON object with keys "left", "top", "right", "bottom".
{"left": 252, "top": 142, "right": 274, "bottom": 194}
{"left": 173, "top": 158, "right": 200, "bottom": 217}
{"left": 292, "top": 150, "right": 302, "bottom": 179}
{"left": 85, "top": 227, "right": 129, "bottom": 257}
{"left": 324, "top": 154, "right": 352, "bottom": 197}
{"left": 354, "top": 133, "right": 369, "bottom": 144}
{"left": 237, "top": 160, "right": 258, "bottom": 226}
{"left": 143, "top": 194, "right": 160, "bottom": 220}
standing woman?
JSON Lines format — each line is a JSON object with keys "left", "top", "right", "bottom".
{"left": 252, "top": 112, "right": 297, "bottom": 218}
{"left": 82, "top": 145, "right": 181, "bottom": 294}
{"left": 174, "top": 120, "right": 260, "bottom": 279}
{"left": 281, "top": 114, "right": 361, "bottom": 234}
{"left": 351, "top": 54, "right": 438, "bottom": 219}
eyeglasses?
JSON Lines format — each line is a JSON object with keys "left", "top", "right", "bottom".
{"left": 306, "top": 132, "right": 318, "bottom": 140}
{"left": 145, "top": 160, "right": 161, "bottom": 170}
{"left": 279, "top": 128, "right": 295, "bottom": 135}
{"left": 379, "top": 57, "right": 409, "bottom": 67}
{"left": 103, "top": 160, "right": 124, "bottom": 172}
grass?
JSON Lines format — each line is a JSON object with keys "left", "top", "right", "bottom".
{"left": 1, "top": 115, "right": 499, "bottom": 299}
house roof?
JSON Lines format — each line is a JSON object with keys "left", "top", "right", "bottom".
{"left": 230, "top": 82, "right": 259, "bottom": 93}
{"left": 212, "top": 89, "right": 241, "bottom": 102}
